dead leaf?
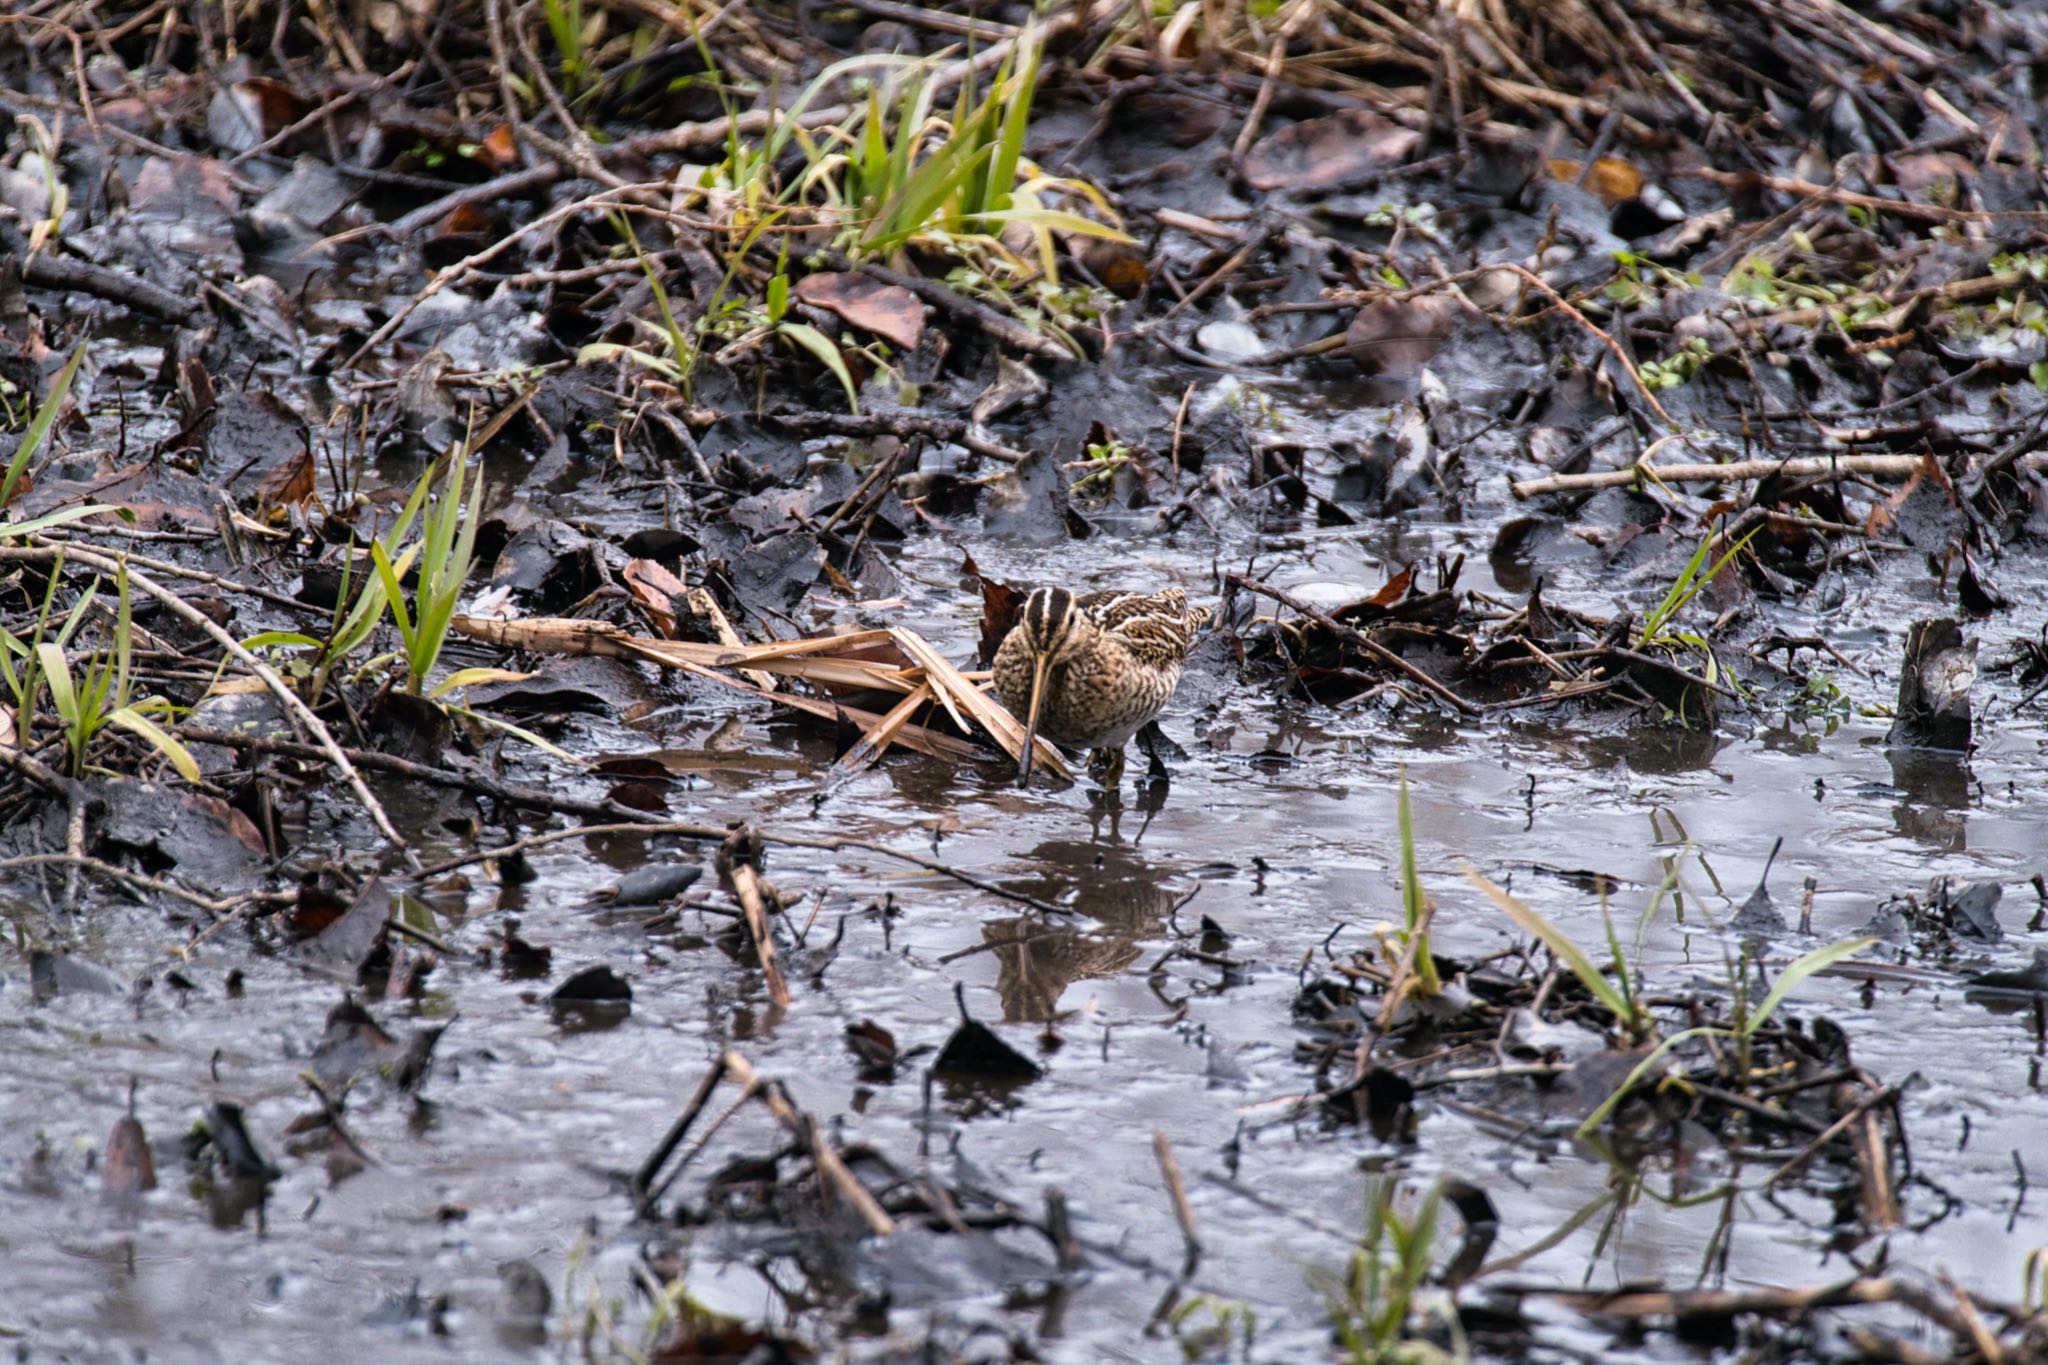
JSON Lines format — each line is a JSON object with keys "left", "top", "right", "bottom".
{"left": 623, "top": 558, "right": 690, "bottom": 637}
{"left": 481, "top": 124, "right": 520, "bottom": 169}
{"left": 1344, "top": 295, "right": 1458, "bottom": 380}
{"left": 1547, "top": 157, "right": 1644, "bottom": 205}
{"left": 1075, "top": 239, "right": 1149, "bottom": 298}
{"left": 794, "top": 272, "right": 926, "bottom": 350}
{"left": 1243, "top": 110, "right": 1422, "bottom": 192}
{"left": 103, "top": 1111, "right": 157, "bottom": 1198}
{"left": 252, "top": 448, "right": 314, "bottom": 515}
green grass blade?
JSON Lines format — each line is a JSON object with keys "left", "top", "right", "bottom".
{"left": 36, "top": 643, "right": 75, "bottom": 724}
{"left": 969, "top": 206, "right": 1134, "bottom": 242}
{"left": 1749, "top": 936, "right": 1881, "bottom": 1034}
{"left": 777, "top": 322, "right": 860, "bottom": 414}
{"left": 53, "top": 580, "right": 97, "bottom": 650}
{"left": 370, "top": 542, "right": 418, "bottom": 656}
{"left": 1642, "top": 525, "right": 1761, "bottom": 641}
{"left": 106, "top": 707, "right": 201, "bottom": 782}
{"left": 983, "top": 32, "right": 1041, "bottom": 217}
{"left": 2, "top": 341, "right": 84, "bottom": 510}
{"left": 243, "top": 631, "right": 327, "bottom": 651}
{"left": 1394, "top": 769, "right": 1441, "bottom": 996}
{"left": 1465, "top": 865, "right": 1637, "bottom": 1024}
{"left": 0, "top": 504, "right": 130, "bottom": 541}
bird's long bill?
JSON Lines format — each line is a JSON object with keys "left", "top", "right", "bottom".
{"left": 1016, "top": 655, "right": 1050, "bottom": 788}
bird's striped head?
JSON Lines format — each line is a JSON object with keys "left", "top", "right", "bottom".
{"left": 1015, "top": 586, "right": 1090, "bottom": 662}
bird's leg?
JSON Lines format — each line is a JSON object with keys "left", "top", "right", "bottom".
{"left": 1087, "top": 745, "right": 1126, "bottom": 789}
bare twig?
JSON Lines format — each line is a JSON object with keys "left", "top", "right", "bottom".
{"left": 1509, "top": 453, "right": 2048, "bottom": 498}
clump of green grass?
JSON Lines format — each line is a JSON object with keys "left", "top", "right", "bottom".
{"left": 1467, "top": 866, "right": 1877, "bottom": 1136}
{"left": 591, "top": 25, "right": 1131, "bottom": 400}
{"left": 246, "top": 451, "right": 486, "bottom": 701}
{"left": 369, "top": 452, "right": 485, "bottom": 696}
{"left": 1, "top": 555, "right": 199, "bottom": 780}
{"left": 1317, "top": 1177, "right": 1462, "bottom": 1365}
{"left": 1373, "top": 768, "right": 1446, "bottom": 1025}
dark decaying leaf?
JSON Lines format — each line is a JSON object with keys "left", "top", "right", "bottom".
{"left": 1438, "top": 1180, "right": 1500, "bottom": 1289}
{"left": 1935, "top": 878, "right": 2002, "bottom": 942}
{"left": 793, "top": 272, "right": 926, "bottom": 351}
{"left": 731, "top": 529, "right": 827, "bottom": 613}
{"left": 31, "top": 950, "right": 126, "bottom": 1002}
{"left": 551, "top": 965, "right": 633, "bottom": 1006}
{"left": 1958, "top": 550, "right": 2010, "bottom": 615}
{"left": 845, "top": 1019, "right": 901, "bottom": 1081}
{"left": 312, "top": 996, "right": 403, "bottom": 1088}
{"left": 498, "top": 920, "right": 553, "bottom": 979}
{"left": 464, "top": 656, "right": 656, "bottom": 715}
{"left": 296, "top": 878, "right": 391, "bottom": 971}
{"left": 974, "top": 566, "right": 1027, "bottom": 668}
{"left": 1965, "top": 948, "right": 2048, "bottom": 1004}
{"left": 203, "top": 389, "right": 307, "bottom": 486}
{"left": 1344, "top": 296, "right": 1458, "bottom": 381}
{"left": 497, "top": 1259, "right": 553, "bottom": 1330}
{"left": 202, "top": 1102, "right": 282, "bottom": 1181}
{"left": 391, "top": 1023, "right": 447, "bottom": 1093}
{"left": 1731, "top": 837, "right": 1786, "bottom": 933}
{"left": 980, "top": 451, "right": 1079, "bottom": 545}
{"left": 932, "top": 1019, "right": 1041, "bottom": 1082}
{"left": 368, "top": 687, "right": 455, "bottom": 765}
{"left": 1321, "top": 1066, "right": 1414, "bottom": 1133}
{"left": 1242, "top": 109, "right": 1422, "bottom": 192}
{"left": 99, "top": 784, "right": 266, "bottom": 894}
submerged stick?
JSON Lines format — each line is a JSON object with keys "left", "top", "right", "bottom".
{"left": 1511, "top": 452, "right": 2048, "bottom": 498}
{"left": 1152, "top": 1129, "right": 1202, "bottom": 1262}
{"left": 413, "top": 820, "right": 1071, "bottom": 917}
{"left": 722, "top": 1051, "right": 895, "bottom": 1236}
{"left": 719, "top": 827, "right": 793, "bottom": 1009}
{"left": 631, "top": 1054, "right": 730, "bottom": 1216}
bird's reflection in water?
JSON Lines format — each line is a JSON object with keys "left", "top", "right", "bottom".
{"left": 986, "top": 837, "right": 1189, "bottom": 1022}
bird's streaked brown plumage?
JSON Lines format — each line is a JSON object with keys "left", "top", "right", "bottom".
{"left": 993, "top": 586, "right": 1208, "bottom": 788}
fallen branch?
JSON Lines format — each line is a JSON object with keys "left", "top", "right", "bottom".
{"left": 721, "top": 1050, "right": 896, "bottom": 1236}
{"left": 1509, "top": 453, "right": 2048, "bottom": 498}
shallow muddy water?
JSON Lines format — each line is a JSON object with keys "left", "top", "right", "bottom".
{"left": 6, "top": 461, "right": 2047, "bottom": 1361}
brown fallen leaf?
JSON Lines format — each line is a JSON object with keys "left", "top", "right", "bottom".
{"left": 1547, "top": 156, "right": 1644, "bottom": 205}
{"left": 1344, "top": 295, "right": 1459, "bottom": 380}
{"left": 1243, "top": 110, "right": 1422, "bottom": 192}
{"left": 252, "top": 448, "right": 314, "bottom": 515}
{"left": 623, "top": 558, "right": 690, "bottom": 637}
{"left": 794, "top": 272, "right": 926, "bottom": 351}
{"left": 104, "top": 1109, "right": 157, "bottom": 1198}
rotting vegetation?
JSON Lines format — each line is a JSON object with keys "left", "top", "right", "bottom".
{"left": 4, "top": 0, "right": 2048, "bottom": 1360}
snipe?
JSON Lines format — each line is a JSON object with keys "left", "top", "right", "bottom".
{"left": 993, "top": 586, "right": 1208, "bottom": 789}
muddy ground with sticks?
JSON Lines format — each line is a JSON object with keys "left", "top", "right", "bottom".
{"left": 5, "top": 0, "right": 2048, "bottom": 1360}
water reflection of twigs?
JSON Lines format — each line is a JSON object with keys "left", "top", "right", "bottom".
{"left": 1478, "top": 1144, "right": 1737, "bottom": 1282}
